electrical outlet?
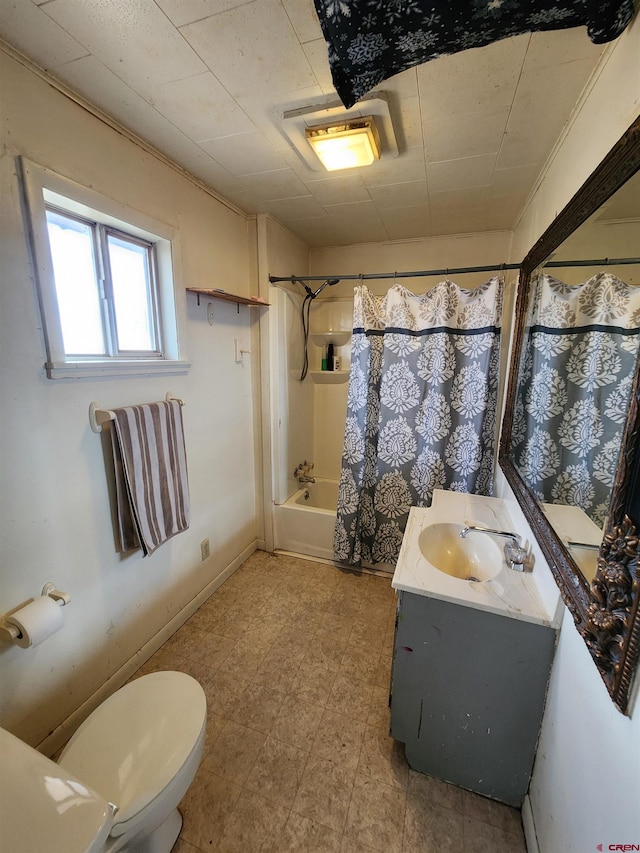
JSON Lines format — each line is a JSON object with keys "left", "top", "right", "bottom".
{"left": 200, "top": 538, "right": 210, "bottom": 561}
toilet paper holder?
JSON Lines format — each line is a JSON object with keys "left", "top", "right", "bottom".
{"left": 0, "top": 583, "right": 70, "bottom": 644}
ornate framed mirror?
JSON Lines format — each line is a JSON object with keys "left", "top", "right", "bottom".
{"left": 499, "top": 116, "right": 640, "bottom": 714}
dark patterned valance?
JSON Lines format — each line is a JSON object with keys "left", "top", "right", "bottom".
{"left": 313, "top": 0, "right": 635, "bottom": 108}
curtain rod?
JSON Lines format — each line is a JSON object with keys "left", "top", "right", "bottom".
{"left": 268, "top": 257, "right": 640, "bottom": 285}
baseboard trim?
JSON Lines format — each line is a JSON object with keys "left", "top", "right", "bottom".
{"left": 38, "top": 541, "right": 258, "bottom": 756}
{"left": 522, "top": 794, "right": 539, "bottom": 853}
{"left": 274, "top": 549, "right": 394, "bottom": 579}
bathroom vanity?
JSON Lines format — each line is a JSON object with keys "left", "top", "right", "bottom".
{"left": 390, "top": 490, "right": 558, "bottom": 807}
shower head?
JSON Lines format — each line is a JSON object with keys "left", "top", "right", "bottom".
{"left": 295, "top": 277, "right": 341, "bottom": 381}
{"left": 311, "top": 277, "right": 340, "bottom": 298}
{"left": 290, "top": 276, "right": 341, "bottom": 299}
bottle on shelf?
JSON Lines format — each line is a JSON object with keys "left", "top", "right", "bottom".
{"left": 326, "top": 342, "right": 334, "bottom": 371}
{"left": 321, "top": 346, "right": 328, "bottom": 371}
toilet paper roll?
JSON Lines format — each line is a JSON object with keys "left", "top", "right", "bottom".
{"left": 6, "top": 596, "right": 64, "bottom": 648}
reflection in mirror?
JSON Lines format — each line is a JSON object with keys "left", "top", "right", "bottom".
{"left": 499, "top": 116, "right": 640, "bottom": 713}
{"left": 511, "top": 252, "right": 640, "bottom": 582}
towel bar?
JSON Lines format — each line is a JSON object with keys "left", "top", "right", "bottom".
{"left": 89, "top": 393, "right": 185, "bottom": 433}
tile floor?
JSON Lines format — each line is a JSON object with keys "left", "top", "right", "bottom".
{"left": 135, "top": 550, "right": 527, "bottom": 853}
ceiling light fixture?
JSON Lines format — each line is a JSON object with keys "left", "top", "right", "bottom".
{"left": 305, "top": 116, "right": 381, "bottom": 172}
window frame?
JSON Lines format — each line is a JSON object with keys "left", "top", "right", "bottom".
{"left": 19, "top": 157, "right": 190, "bottom": 379}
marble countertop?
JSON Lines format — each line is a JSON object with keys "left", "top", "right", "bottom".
{"left": 392, "top": 490, "right": 558, "bottom": 628}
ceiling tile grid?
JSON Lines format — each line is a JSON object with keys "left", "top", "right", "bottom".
{"left": 0, "top": 0, "right": 609, "bottom": 246}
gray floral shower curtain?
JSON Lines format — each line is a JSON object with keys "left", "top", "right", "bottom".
{"left": 334, "top": 278, "right": 503, "bottom": 566}
{"left": 512, "top": 272, "right": 640, "bottom": 527}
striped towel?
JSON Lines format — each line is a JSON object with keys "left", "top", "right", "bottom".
{"left": 110, "top": 399, "right": 190, "bottom": 556}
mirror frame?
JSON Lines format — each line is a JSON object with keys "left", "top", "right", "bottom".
{"left": 499, "top": 115, "right": 640, "bottom": 714}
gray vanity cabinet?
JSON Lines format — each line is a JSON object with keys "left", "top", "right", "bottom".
{"left": 390, "top": 590, "right": 556, "bottom": 807}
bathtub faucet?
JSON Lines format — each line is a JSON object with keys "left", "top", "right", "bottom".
{"left": 460, "top": 524, "right": 527, "bottom": 572}
{"left": 294, "top": 461, "right": 315, "bottom": 484}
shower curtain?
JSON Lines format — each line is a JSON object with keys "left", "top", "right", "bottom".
{"left": 334, "top": 278, "right": 503, "bottom": 566}
{"left": 512, "top": 272, "right": 640, "bottom": 527}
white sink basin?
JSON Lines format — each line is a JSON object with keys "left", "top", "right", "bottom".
{"left": 418, "top": 522, "right": 502, "bottom": 582}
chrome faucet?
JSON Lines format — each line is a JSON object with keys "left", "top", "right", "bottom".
{"left": 567, "top": 541, "right": 600, "bottom": 551}
{"left": 460, "top": 524, "right": 528, "bottom": 572}
{"left": 294, "top": 460, "right": 315, "bottom": 484}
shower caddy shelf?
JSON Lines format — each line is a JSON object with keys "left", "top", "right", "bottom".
{"left": 309, "top": 370, "right": 349, "bottom": 384}
{"left": 310, "top": 331, "right": 351, "bottom": 347}
{"left": 308, "top": 330, "right": 351, "bottom": 383}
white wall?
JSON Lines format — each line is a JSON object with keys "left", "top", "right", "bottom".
{"left": 504, "top": 13, "right": 640, "bottom": 851}
{"left": 0, "top": 48, "right": 260, "bottom": 748}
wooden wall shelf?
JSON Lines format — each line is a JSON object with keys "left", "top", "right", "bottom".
{"left": 187, "top": 288, "right": 269, "bottom": 308}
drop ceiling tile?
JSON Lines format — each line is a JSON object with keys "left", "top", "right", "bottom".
{"left": 232, "top": 85, "right": 326, "bottom": 153}
{"left": 199, "top": 130, "right": 287, "bottom": 176}
{"left": 43, "top": 0, "right": 207, "bottom": 94}
{"left": 51, "top": 54, "right": 188, "bottom": 143}
{"left": 360, "top": 146, "right": 426, "bottom": 188}
{"left": 489, "top": 164, "right": 541, "bottom": 199}
{"left": 375, "top": 67, "right": 419, "bottom": 100}
{"left": 263, "top": 195, "right": 326, "bottom": 220}
{"left": 320, "top": 200, "right": 390, "bottom": 243}
{"left": 367, "top": 180, "right": 428, "bottom": 209}
{"left": 282, "top": 0, "right": 323, "bottom": 44}
{"left": 188, "top": 159, "right": 246, "bottom": 196}
{"left": 497, "top": 56, "right": 600, "bottom": 169}
{"left": 153, "top": 0, "right": 255, "bottom": 27}
{"left": 326, "top": 216, "right": 389, "bottom": 245}
{"left": 236, "top": 167, "right": 310, "bottom": 199}
{"left": 427, "top": 154, "right": 497, "bottom": 194}
{"left": 50, "top": 53, "right": 239, "bottom": 192}
{"left": 430, "top": 186, "right": 490, "bottom": 210}
{"left": 322, "top": 198, "right": 382, "bottom": 217}
{"left": 396, "top": 96, "right": 424, "bottom": 149}
{"left": 302, "top": 38, "right": 336, "bottom": 95}
{"left": 496, "top": 123, "right": 556, "bottom": 170}
{"left": 214, "top": 188, "right": 262, "bottom": 214}
{"left": 278, "top": 145, "right": 319, "bottom": 180}
{"left": 424, "top": 111, "right": 509, "bottom": 163}
{"left": 303, "top": 175, "right": 372, "bottom": 205}
{"left": 180, "top": 0, "right": 316, "bottom": 101}
{"left": 379, "top": 204, "right": 432, "bottom": 240}
{"left": 430, "top": 196, "right": 521, "bottom": 237}
{"left": 485, "top": 193, "right": 527, "bottom": 224}
{"left": 0, "top": 1, "right": 88, "bottom": 68}
{"left": 148, "top": 72, "right": 254, "bottom": 142}
{"left": 514, "top": 55, "right": 602, "bottom": 124}
{"left": 283, "top": 215, "right": 346, "bottom": 247}
{"left": 523, "top": 28, "right": 605, "bottom": 72}
{"left": 417, "top": 34, "right": 529, "bottom": 121}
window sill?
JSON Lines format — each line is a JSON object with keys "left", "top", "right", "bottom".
{"left": 45, "top": 359, "right": 192, "bottom": 380}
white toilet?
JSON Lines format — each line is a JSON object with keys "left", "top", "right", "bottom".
{"left": 0, "top": 671, "right": 206, "bottom": 853}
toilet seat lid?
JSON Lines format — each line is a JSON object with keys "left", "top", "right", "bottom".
{"left": 58, "top": 671, "right": 206, "bottom": 828}
{"left": 0, "top": 727, "right": 113, "bottom": 853}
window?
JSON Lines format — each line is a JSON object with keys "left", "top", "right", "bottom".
{"left": 20, "top": 158, "right": 189, "bottom": 379}
{"left": 45, "top": 207, "right": 161, "bottom": 357}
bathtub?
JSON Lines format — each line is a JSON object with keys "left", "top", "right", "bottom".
{"left": 274, "top": 478, "right": 338, "bottom": 561}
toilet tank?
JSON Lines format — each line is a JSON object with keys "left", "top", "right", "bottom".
{"left": 0, "top": 727, "right": 113, "bottom": 853}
